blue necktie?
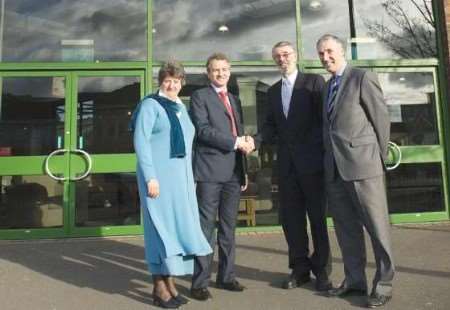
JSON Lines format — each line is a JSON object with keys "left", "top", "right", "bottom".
{"left": 327, "top": 76, "right": 340, "bottom": 119}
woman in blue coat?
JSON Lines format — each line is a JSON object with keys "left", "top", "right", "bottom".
{"left": 131, "top": 61, "right": 212, "bottom": 308}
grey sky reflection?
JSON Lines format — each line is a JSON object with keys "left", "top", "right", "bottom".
{"left": 1, "top": 0, "right": 146, "bottom": 62}
{"left": 152, "top": 0, "right": 297, "bottom": 61}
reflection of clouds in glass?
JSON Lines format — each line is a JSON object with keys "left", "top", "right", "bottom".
{"left": 300, "top": 0, "right": 351, "bottom": 59}
{"left": 2, "top": 0, "right": 146, "bottom": 62}
{"left": 354, "top": 0, "right": 436, "bottom": 59}
{"left": 379, "top": 72, "right": 434, "bottom": 92}
{"left": 4, "top": 77, "right": 57, "bottom": 98}
{"left": 153, "top": 0, "right": 296, "bottom": 61}
{"left": 378, "top": 72, "right": 434, "bottom": 105}
{"left": 78, "top": 77, "right": 140, "bottom": 93}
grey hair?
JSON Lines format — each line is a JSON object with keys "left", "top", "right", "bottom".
{"left": 272, "top": 41, "right": 296, "bottom": 52}
{"left": 316, "top": 34, "right": 347, "bottom": 53}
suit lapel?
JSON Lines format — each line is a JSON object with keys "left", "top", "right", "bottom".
{"left": 287, "top": 73, "right": 306, "bottom": 122}
{"left": 272, "top": 80, "right": 286, "bottom": 121}
{"left": 208, "top": 86, "right": 229, "bottom": 116}
{"left": 228, "top": 93, "right": 241, "bottom": 126}
{"left": 208, "top": 86, "right": 242, "bottom": 135}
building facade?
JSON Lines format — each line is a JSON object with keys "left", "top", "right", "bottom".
{"left": 0, "top": 0, "right": 449, "bottom": 239}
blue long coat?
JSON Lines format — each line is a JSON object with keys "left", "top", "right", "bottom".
{"left": 133, "top": 97, "right": 212, "bottom": 276}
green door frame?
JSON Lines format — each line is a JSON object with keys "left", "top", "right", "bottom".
{"left": 0, "top": 70, "right": 146, "bottom": 239}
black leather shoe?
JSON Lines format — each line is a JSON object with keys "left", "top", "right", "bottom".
{"left": 172, "top": 294, "right": 189, "bottom": 305}
{"left": 190, "top": 288, "right": 211, "bottom": 301}
{"left": 216, "top": 280, "right": 246, "bottom": 292}
{"left": 367, "top": 292, "right": 392, "bottom": 308}
{"left": 327, "top": 284, "right": 367, "bottom": 297}
{"left": 314, "top": 274, "right": 332, "bottom": 292}
{"left": 281, "top": 273, "right": 311, "bottom": 289}
{"left": 153, "top": 296, "right": 180, "bottom": 309}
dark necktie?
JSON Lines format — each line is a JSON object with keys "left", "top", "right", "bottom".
{"left": 218, "top": 91, "right": 238, "bottom": 137}
{"left": 327, "top": 76, "right": 340, "bottom": 119}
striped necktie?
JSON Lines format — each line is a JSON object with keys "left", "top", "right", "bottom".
{"left": 327, "top": 76, "right": 340, "bottom": 119}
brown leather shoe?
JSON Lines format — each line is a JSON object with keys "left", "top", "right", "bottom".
{"left": 190, "top": 288, "right": 211, "bottom": 301}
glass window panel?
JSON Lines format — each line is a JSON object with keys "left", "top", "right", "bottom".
{"left": 353, "top": 0, "right": 437, "bottom": 59}
{"left": 0, "top": 175, "right": 63, "bottom": 229}
{"left": 0, "top": 0, "right": 146, "bottom": 62}
{"left": 77, "top": 76, "right": 140, "bottom": 154}
{"left": 377, "top": 71, "right": 438, "bottom": 146}
{"left": 152, "top": 0, "right": 296, "bottom": 61}
{"left": 300, "top": 0, "right": 351, "bottom": 59}
{"left": 386, "top": 163, "right": 444, "bottom": 213}
{"left": 0, "top": 77, "right": 65, "bottom": 156}
{"left": 75, "top": 173, "right": 140, "bottom": 227}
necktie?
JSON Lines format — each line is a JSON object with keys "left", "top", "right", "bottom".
{"left": 281, "top": 79, "right": 291, "bottom": 117}
{"left": 327, "top": 76, "right": 340, "bottom": 119}
{"left": 218, "top": 91, "right": 238, "bottom": 137}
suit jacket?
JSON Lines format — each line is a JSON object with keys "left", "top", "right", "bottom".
{"left": 257, "top": 72, "right": 325, "bottom": 177}
{"left": 323, "top": 65, "right": 390, "bottom": 182}
{"left": 189, "top": 86, "right": 246, "bottom": 185}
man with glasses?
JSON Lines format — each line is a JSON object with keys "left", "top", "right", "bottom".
{"left": 256, "top": 41, "right": 331, "bottom": 291}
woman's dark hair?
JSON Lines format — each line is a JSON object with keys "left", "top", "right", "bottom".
{"left": 158, "top": 60, "right": 186, "bottom": 86}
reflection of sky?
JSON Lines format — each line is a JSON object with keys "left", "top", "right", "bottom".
{"left": 353, "top": 0, "right": 436, "bottom": 59}
{"left": 78, "top": 77, "right": 140, "bottom": 93}
{"left": 378, "top": 72, "right": 434, "bottom": 105}
{"left": 152, "top": 0, "right": 296, "bottom": 61}
{"left": 300, "top": 0, "right": 351, "bottom": 59}
{"left": 1, "top": 0, "right": 147, "bottom": 62}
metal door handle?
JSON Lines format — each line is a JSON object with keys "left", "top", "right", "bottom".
{"left": 44, "top": 149, "right": 69, "bottom": 181}
{"left": 71, "top": 149, "right": 93, "bottom": 180}
{"left": 386, "top": 141, "right": 402, "bottom": 171}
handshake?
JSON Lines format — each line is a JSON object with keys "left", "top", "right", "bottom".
{"left": 236, "top": 135, "right": 255, "bottom": 155}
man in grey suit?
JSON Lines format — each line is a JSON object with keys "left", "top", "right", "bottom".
{"left": 189, "top": 52, "right": 254, "bottom": 301}
{"left": 316, "top": 34, "right": 395, "bottom": 308}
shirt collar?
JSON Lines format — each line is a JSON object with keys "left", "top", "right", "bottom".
{"left": 282, "top": 69, "right": 298, "bottom": 85}
{"left": 211, "top": 83, "right": 228, "bottom": 94}
{"left": 335, "top": 62, "right": 347, "bottom": 78}
{"left": 158, "top": 90, "right": 183, "bottom": 104}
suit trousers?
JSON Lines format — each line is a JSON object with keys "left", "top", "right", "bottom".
{"left": 278, "top": 169, "right": 330, "bottom": 277}
{"left": 191, "top": 173, "right": 241, "bottom": 289}
{"left": 327, "top": 173, "right": 395, "bottom": 295}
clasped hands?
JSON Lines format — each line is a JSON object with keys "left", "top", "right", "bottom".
{"left": 237, "top": 135, "right": 255, "bottom": 155}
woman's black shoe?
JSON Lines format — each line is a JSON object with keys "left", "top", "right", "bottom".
{"left": 172, "top": 294, "right": 189, "bottom": 305}
{"left": 153, "top": 296, "right": 180, "bottom": 309}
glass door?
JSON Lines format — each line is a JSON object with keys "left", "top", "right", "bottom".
{"left": 0, "top": 72, "right": 69, "bottom": 239}
{"left": 0, "top": 71, "right": 145, "bottom": 239}
{"left": 69, "top": 71, "right": 145, "bottom": 237}
{"left": 376, "top": 67, "right": 448, "bottom": 223}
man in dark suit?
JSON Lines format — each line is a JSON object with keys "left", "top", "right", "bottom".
{"left": 256, "top": 41, "right": 331, "bottom": 291}
{"left": 316, "top": 34, "right": 394, "bottom": 308}
{"left": 189, "top": 52, "right": 254, "bottom": 301}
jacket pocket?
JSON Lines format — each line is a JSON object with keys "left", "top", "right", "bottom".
{"left": 350, "top": 135, "right": 377, "bottom": 147}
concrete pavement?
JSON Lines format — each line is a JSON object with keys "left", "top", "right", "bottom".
{"left": 1, "top": 223, "right": 449, "bottom": 310}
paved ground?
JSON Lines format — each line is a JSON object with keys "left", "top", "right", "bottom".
{"left": 1, "top": 223, "right": 450, "bottom": 310}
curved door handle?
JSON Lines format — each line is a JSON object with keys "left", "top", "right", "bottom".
{"left": 386, "top": 141, "right": 402, "bottom": 171}
{"left": 45, "top": 149, "right": 69, "bottom": 181}
{"left": 71, "top": 149, "right": 93, "bottom": 181}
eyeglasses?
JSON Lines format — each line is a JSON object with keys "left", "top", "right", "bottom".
{"left": 273, "top": 52, "right": 294, "bottom": 59}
